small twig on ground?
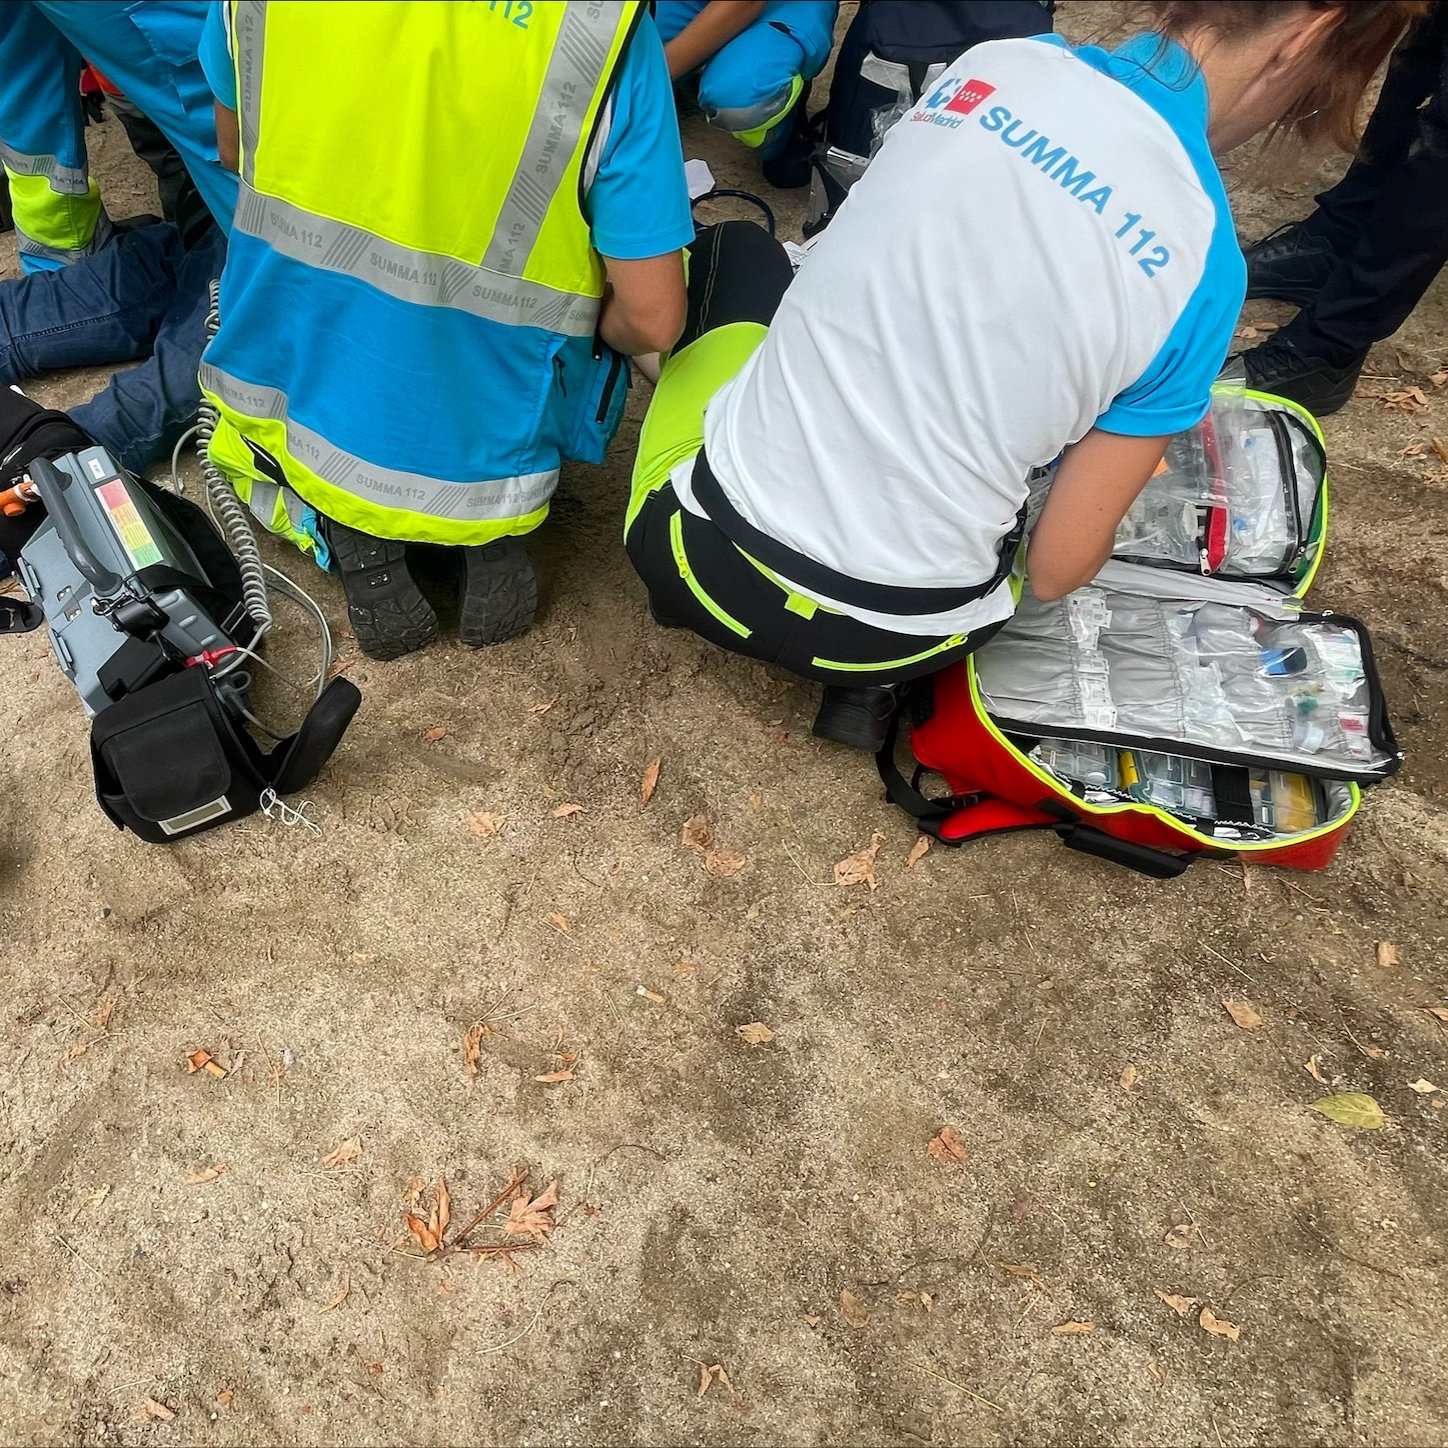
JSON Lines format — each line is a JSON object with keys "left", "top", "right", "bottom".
{"left": 445, "top": 1167, "right": 529, "bottom": 1254}
{"left": 908, "top": 1361, "right": 1005, "bottom": 1415}
{"left": 55, "top": 1235, "right": 100, "bottom": 1274}
{"left": 477, "top": 1279, "right": 576, "bottom": 1355}
{"left": 1200, "top": 941, "right": 1256, "bottom": 983}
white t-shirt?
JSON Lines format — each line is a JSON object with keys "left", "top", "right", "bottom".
{"left": 672, "top": 33, "right": 1246, "bottom": 637}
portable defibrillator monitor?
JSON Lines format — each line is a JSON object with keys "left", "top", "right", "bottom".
{"left": 5, "top": 443, "right": 360, "bottom": 844}
{"left": 18, "top": 448, "right": 250, "bottom": 717}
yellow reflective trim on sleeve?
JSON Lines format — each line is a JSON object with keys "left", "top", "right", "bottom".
{"left": 669, "top": 509, "right": 752, "bottom": 638}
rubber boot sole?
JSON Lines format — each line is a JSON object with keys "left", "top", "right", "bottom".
{"left": 459, "top": 537, "right": 538, "bottom": 647}
{"left": 323, "top": 522, "right": 439, "bottom": 661}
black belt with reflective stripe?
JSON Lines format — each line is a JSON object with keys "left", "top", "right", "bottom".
{"left": 689, "top": 450, "right": 1026, "bottom": 617}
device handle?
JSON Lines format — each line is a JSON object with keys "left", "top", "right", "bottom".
{"left": 28, "top": 456, "right": 122, "bottom": 594}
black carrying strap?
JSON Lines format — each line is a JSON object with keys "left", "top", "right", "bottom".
{"left": 692, "top": 450, "right": 1024, "bottom": 617}
{"left": 268, "top": 677, "right": 362, "bottom": 796}
{"left": 0, "top": 595, "right": 43, "bottom": 633}
{"left": 878, "top": 707, "right": 1197, "bottom": 878}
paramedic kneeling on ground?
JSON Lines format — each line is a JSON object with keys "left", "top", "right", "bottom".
{"left": 626, "top": 0, "right": 1422, "bottom": 751}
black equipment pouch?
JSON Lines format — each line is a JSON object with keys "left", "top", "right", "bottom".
{"left": 90, "top": 667, "right": 361, "bottom": 844}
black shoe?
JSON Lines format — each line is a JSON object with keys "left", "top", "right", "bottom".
{"left": 760, "top": 84, "right": 816, "bottom": 190}
{"left": 812, "top": 683, "right": 899, "bottom": 753}
{"left": 1243, "top": 222, "right": 1340, "bottom": 308}
{"left": 1234, "top": 335, "right": 1367, "bottom": 418}
{"left": 321, "top": 517, "right": 439, "bottom": 660}
{"left": 458, "top": 536, "right": 537, "bottom": 646}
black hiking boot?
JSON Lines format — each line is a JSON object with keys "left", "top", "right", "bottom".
{"left": 1235, "top": 335, "right": 1367, "bottom": 418}
{"left": 812, "top": 683, "right": 899, "bottom": 753}
{"left": 321, "top": 516, "right": 438, "bottom": 661}
{"left": 1243, "top": 221, "right": 1340, "bottom": 308}
{"left": 458, "top": 536, "right": 538, "bottom": 647}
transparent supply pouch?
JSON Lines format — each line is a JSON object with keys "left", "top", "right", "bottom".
{"left": 1112, "top": 391, "right": 1324, "bottom": 585}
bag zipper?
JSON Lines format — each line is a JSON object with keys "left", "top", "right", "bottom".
{"left": 594, "top": 349, "right": 624, "bottom": 424}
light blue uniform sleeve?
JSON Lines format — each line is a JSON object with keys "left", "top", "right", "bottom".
{"left": 199, "top": 2, "right": 235, "bottom": 110}
{"left": 1097, "top": 228, "right": 1247, "bottom": 436}
{"left": 586, "top": 13, "right": 695, "bottom": 260}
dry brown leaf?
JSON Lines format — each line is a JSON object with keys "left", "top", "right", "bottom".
{"left": 681, "top": 815, "right": 715, "bottom": 852}
{"left": 1304, "top": 1055, "right": 1328, "bottom": 1085}
{"left": 548, "top": 911, "right": 572, "bottom": 934}
{"left": 504, "top": 1179, "right": 559, "bottom": 1242}
{"left": 1120, "top": 1063, "right": 1141, "bottom": 1092}
{"left": 534, "top": 1067, "right": 575, "bottom": 1084}
{"left": 1003, "top": 1263, "right": 1051, "bottom": 1294}
{"left": 838, "top": 1287, "right": 871, "bottom": 1328}
{"left": 927, "top": 1125, "right": 969, "bottom": 1166}
{"left": 1408, "top": 1078, "right": 1441, "bottom": 1094}
{"left": 434, "top": 1177, "right": 452, "bottom": 1243}
{"left": 834, "top": 831, "right": 885, "bottom": 890}
{"left": 1432, "top": 438, "right": 1448, "bottom": 468}
{"left": 466, "top": 811, "right": 505, "bottom": 839}
{"left": 1163, "top": 1224, "right": 1196, "bottom": 1250}
{"left": 801, "top": 1312, "right": 821, "bottom": 1327}
{"left": 704, "top": 847, "right": 747, "bottom": 879}
{"left": 321, "top": 1136, "right": 361, "bottom": 1169}
{"left": 696, "top": 1362, "right": 732, "bottom": 1398}
{"left": 672, "top": 960, "right": 697, "bottom": 976}
{"left": 641, "top": 757, "right": 661, "bottom": 806}
{"left": 1155, "top": 1289, "right": 1198, "bottom": 1316}
{"left": 92, "top": 999, "right": 116, "bottom": 1030}
{"left": 1375, "top": 941, "right": 1400, "bottom": 969}
{"left": 215, "top": 1389, "right": 234, "bottom": 1406}
{"left": 1430, "top": 370, "right": 1448, "bottom": 389}
{"left": 404, "top": 1213, "right": 439, "bottom": 1254}
{"left": 423, "top": 726, "right": 447, "bottom": 743}
{"left": 748, "top": 791, "right": 764, "bottom": 811}
{"left": 462, "top": 1023, "right": 484, "bottom": 1081}
{"left": 552, "top": 803, "right": 585, "bottom": 818}
{"left": 906, "top": 837, "right": 932, "bottom": 870}
{"left": 1399, "top": 441, "right": 1427, "bottom": 458}
{"left": 134, "top": 1398, "right": 176, "bottom": 1423}
{"left": 735, "top": 1022, "right": 775, "bottom": 1046}
{"left": 1051, "top": 1320, "right": 1095, "bottom": 1336}
{"left": 185, "top": 1048, "right": 213, "bottom": 1074}
{"left": 1222, "top": 999, "right": 1263, "bottom": 1032}
{"left": 1199, "top": 1306, "right": 1241, "bottom": 1342}
{"left": 318, "top": 1276, "right": 350, "bottom": 1313}
{"left": 1148, "top": 1361, "right": 1167, "bottom": 1384}
{"left": 1424, "top": 1007, "right": 1448, "bottom": 1025}
{"left": 183, "top": 1163, "right": 229, "bottom": 1186}
{"left": 528, "top": 698, "right": 556, "bottom": 714}
{"left": 1357, "top": 1040, "right": 1389, "bottom": 1060}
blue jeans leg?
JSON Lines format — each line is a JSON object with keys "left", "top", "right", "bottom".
{"left": 0, "top": 219, "right": 180, "bottom": 381}
{"left": 72, "top": 224, "right": 226, "bottom": 473}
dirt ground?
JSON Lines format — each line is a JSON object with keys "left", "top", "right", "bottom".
{"left": 3, "top": 8, "right": 1447, "bottom": 1447}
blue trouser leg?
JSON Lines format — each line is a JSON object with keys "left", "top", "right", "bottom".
{"left": 655, "top": 1, "right": 838, "bottom": 156}
{"left": 0, "top": 219, "right": 221, "bottom": 473}
{"left": 0, "top": 220, "right": 180, "bottom": 381}
{"left": 0, "top": 3, "right": 107, "bottom": 273}
{"left": 72, "top": 224, "right": 225, "bottom": 473}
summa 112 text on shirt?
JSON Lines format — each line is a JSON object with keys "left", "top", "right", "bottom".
{"left": 913, "top": 78, "right": 1172, "bottom": 279}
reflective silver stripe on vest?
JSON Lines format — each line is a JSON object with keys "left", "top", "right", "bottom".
{"left": 232, "top": 184, "right": 601, "bottom": 335}
{"left": 231, "top": 0, "right": 265, "bottom": 185}
{"left": 482, "top": 1, "right": 625, "bottom": 275}
{"left": 0, "top": 143, "right": 90, "bottom": 194}
{"left": 243, "top": 477, "right": 309, "bottom": 535}
{"left": 201, "top": 364, "right": 559, "bottom": 523}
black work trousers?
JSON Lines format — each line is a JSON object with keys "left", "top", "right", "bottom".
{"left": 1282, "top": 3, "right": 1448, "bottom": 364}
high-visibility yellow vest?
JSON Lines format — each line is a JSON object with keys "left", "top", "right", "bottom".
{"left": 202, "top": 0, "right": 643, "bottom": 552}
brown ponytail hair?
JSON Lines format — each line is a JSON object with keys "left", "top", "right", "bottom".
{"left": 1132, "top": 0, "right": 1431, "bottom": 148}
